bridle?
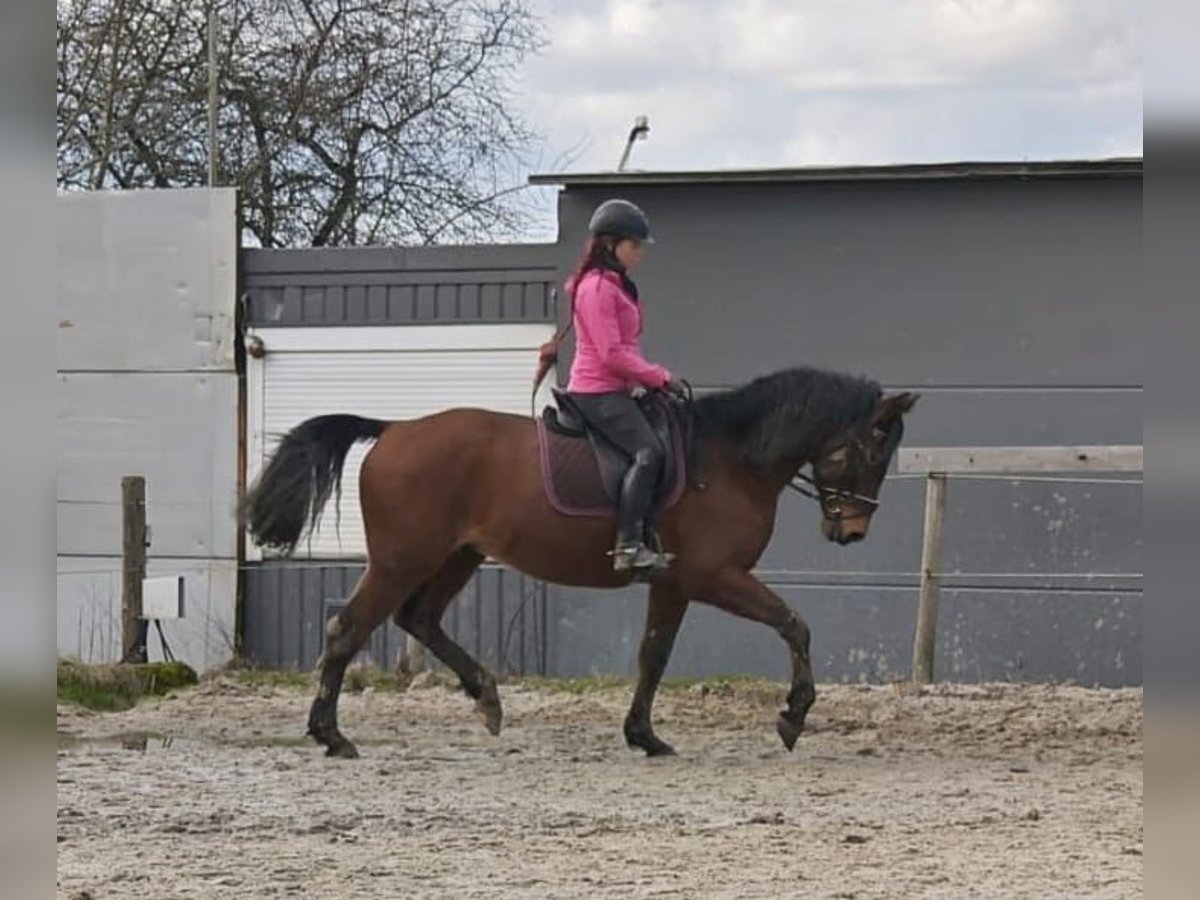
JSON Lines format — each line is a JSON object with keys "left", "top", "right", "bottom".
{"left": 786, "top": 435, "right": 882, "bottom": 522}
{"left": 788, "top": 471, "right": 879, "bottom": 521}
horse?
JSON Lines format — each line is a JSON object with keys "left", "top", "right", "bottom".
{"left": 242, "top": 366, "right": 918, "bottom": 759}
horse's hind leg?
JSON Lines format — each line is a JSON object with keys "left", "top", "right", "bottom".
{"left": 394, "top": 546, "right": 504, "bottom": 735}
{"left": 308, "top": 564, "right": 421, "bottom": 759}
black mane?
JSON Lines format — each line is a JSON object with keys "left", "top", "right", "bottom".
{"left": 693, "top": 366, "right": 882, "bottom": 469}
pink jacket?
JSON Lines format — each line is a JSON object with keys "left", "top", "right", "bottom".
{"left": 567, "top": 269, "right": 672, "bottom": 394}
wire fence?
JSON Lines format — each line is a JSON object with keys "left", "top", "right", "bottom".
{"left": 57, "top": 470, "right": 1142, "bottom": 586}
{"left": 884, "top": 472, "right": 1141, "bottom": 485}
{"left": 56, "top": 563, "right": 1144, "bottom": 584}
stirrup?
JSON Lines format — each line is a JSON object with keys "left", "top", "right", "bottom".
{"left": 610, "top": 544, "right": 675, "bottom": 573}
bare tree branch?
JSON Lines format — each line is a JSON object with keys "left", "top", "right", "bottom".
{"left": 57, "top": 0, "right": 545, "bottom": 247}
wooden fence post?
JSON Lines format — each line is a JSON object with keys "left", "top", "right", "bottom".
{"left": 897, "top": 445, "right": 1141, "bottom": 687}
{"left": 911, "top": 474, "right": 947, "bottom": 685}
{"left": 121, "top": 476, "right": 148, "bottom": 664}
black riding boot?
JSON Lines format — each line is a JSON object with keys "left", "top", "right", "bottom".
{"left": 565, "top": 391, "right": 675, "bottom": 575}
{"left": 613, "top": 448, "right": 673, "bottom": 574}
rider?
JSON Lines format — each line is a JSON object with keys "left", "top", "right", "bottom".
{"left": 566, "top": 198, "right": 684, "bottom": 573}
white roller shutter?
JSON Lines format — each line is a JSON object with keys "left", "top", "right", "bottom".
{"left": 246, "top": 324, "right": 555, "bottom": 559}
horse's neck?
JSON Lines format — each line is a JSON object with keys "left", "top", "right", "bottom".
{"left": 765, "top": 452, "right": 810, "bottom": 494}
{"left": 704, "top": 439, "right": 807, "bottom": 501}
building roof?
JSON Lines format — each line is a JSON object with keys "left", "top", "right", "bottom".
{"left": 528, "top": 157, "right": 1142, "bottom": 187}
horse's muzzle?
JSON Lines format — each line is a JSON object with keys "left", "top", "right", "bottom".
{"left": 822, "top": 518, "right": 868, "bottom": 545}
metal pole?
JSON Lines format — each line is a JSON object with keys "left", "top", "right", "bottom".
{"left": 617, "top": 134, "right": 636, "bottom": 172}
{"left": 207, "top": 2, "right": 219, "bottom": 187}
{"left": 617, "top": 116, "right": 649, "bottom": 171}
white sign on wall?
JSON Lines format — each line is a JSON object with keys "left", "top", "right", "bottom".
{"left": 143, "top": 575, "right": 185, "bottom": 620}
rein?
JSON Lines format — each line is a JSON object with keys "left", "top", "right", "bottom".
{"left": 786, "top": 471, "right": 880, "bottom": 518}
{"left": 533, "top": 347, "right": 877, "bottom": 523}
{"left": 530, "top": 287, "right": 575, "bottom": 418}
{"left": 672, "top": 379, "right": 702, "bottom": 489}
{"left": 786, "top": 431, "right": 882, "bottom": 522}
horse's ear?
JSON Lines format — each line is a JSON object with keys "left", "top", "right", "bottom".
{"left": 874, "top": 391, "right": 920, "bottom": 424}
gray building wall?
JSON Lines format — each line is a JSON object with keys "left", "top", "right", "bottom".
{"left": 57, "top": 188, "right": 240, "bottom": 672}
{"left": 244, "top": 563, "right": 547, "bottom": 676}
{"left": 240, "top": 243, "right": 558, "bottom": 675}
{"left": 241, "top": 165, "right": 1141, "bottom": 687}
{"left": 242, "top": 244, "right": 559, "bottom": 326}
{"left": 540, "top": 168, "right": 1141, "bottom": 686}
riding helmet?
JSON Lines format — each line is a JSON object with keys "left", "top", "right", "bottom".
{"left": 588, "top": 198, "right": 654, "bottom": 243}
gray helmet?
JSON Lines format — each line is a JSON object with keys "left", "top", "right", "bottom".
{"left": 588, "top": 198, "right": 654, "bottom": 243}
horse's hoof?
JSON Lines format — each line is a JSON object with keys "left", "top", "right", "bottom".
{"left": 325, "top": 740, "right": 360, "bottom": 760}
{"left": 311, "top": 727, "right": 359, "bottom": 759}
{"left": 640, "top": 737, "right": 677, "bottom": 758}
{"left": 326, "top": 739, "right": 357, "bottom": 763}
{"left": 475, "top": 685, "right": 503, "bottom": 736}
{"left": 776, "top": 714, "right": 803, "bottom": 752}
{"left": 625, "top": 726, "right": 676, "bottom": 757}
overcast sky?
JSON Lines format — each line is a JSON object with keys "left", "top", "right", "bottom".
{"left": 512, "top": 0, "right": 1141, "bottom": 236}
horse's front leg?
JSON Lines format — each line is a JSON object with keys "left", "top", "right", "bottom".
{"left": 696, "top": 568, "right": 815, "bottom": 751}
{"left": 624, "top": 581, "right": 689, "bottom": 756}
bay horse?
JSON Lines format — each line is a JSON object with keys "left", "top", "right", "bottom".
{"left": 243, "top": 366, "right": 918, "bottom": 758}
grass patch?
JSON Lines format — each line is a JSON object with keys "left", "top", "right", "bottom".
{"left": 524, "top": 675, "right": 632, "bottom": 695}
{"left": 342, "top": 665, "right": 413, "bottom": 693}
{"left": 661, "top": 674, "right": 777, "bottom": 693}
{"left": 226, "top": 668, "right": 314, "bottom": 690}
{"left": 218, "top": 667, "right": 781, "bottom": 701}
{"left": 225, "top": 663, "right": 412, "bottom": 694}
{"left": 57, "top": 660, "right": 198, "bottom": 712}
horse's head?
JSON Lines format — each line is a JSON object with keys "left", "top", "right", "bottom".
{"left": 811, "top": 391, "right": 919, "bottom": 545}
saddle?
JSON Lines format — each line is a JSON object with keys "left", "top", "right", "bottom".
{"left": 536, "top": 390, "right": 688, "bottom": 519}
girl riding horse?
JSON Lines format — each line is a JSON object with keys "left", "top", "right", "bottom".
{"left": 563, "top": 199, "right": 687, "bottom": 574}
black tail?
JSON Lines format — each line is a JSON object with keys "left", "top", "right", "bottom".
{"left": 242, "top": 414, "right": 387, "bottom": 555}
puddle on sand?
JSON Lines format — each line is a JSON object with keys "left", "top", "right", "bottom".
{"left": 57, "top": 731, "right": 206, "bottom": 753}
{"left": 56, "top": 731, "right": 397, "bottom": 752}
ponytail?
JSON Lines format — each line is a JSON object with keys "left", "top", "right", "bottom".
{"left": 565, "top": 235, "right": 621, "bottom": 297}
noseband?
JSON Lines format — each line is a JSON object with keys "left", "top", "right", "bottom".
{"left": 787, "top": 436, "right": 881, "bottom": 522}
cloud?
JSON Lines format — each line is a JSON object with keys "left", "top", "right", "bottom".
{"left": 515, "top": 0, "right": 1142, "bottom": 174}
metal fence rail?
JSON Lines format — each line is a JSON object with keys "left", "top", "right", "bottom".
{"left": 897, "top": 445, "right": 1143, "bottom": 684}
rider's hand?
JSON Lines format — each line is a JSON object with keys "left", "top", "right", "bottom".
{"left": 664, "top": 379, "right": 689, "bottom": 401}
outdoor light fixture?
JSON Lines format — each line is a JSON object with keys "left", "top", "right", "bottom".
{"left": 617, "top": 115, "right": 650, "bottom": 171}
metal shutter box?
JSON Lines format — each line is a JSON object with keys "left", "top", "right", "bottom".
{"left": 246, "top": 324, "right": 556, "bottom": 559}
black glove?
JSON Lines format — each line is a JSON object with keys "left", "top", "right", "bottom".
{"left": 664, "top": 379, "right": 690, "bottom": 401}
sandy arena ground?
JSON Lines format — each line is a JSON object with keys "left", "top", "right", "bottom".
{"left": 57, "top": 675, "right": 1142, "bottom": 899}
